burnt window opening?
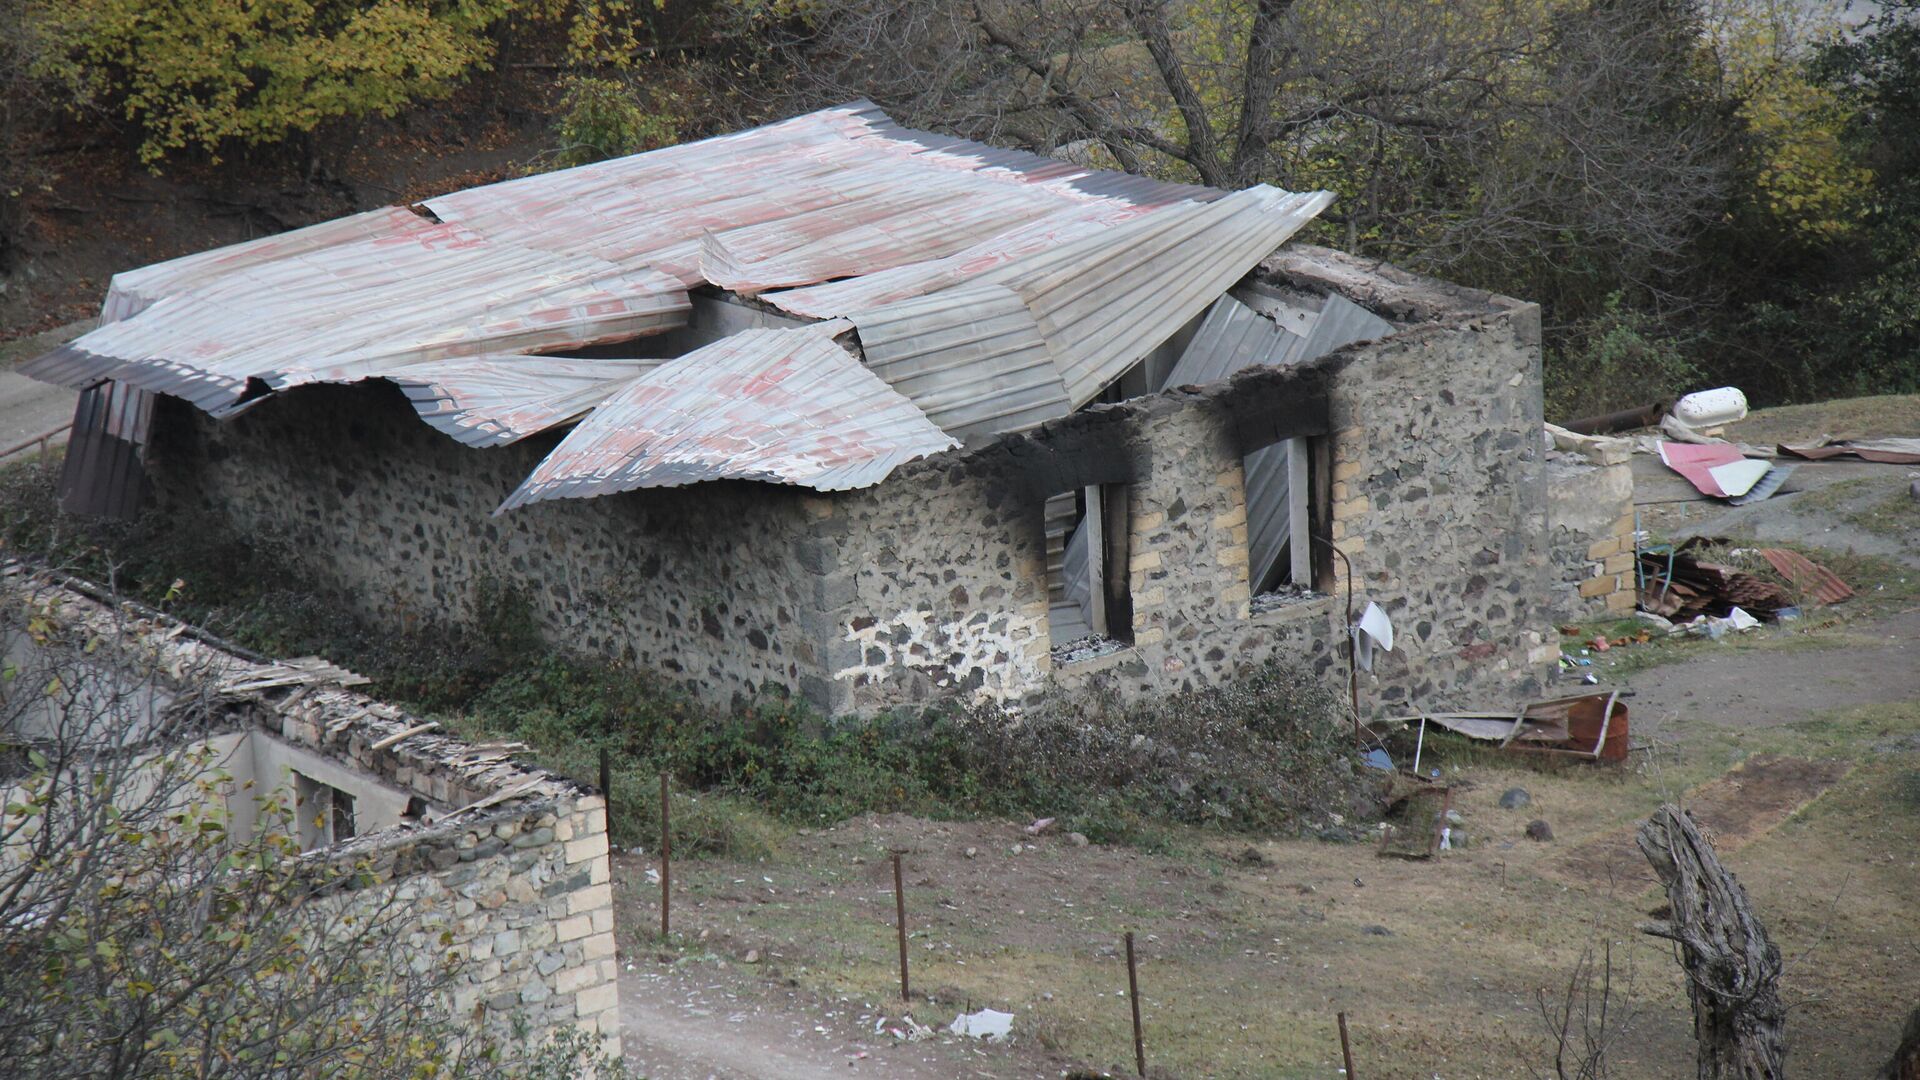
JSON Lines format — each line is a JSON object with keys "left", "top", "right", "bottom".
{"left": 1046, "top": 482, "right": 1134, "bottom": 660}
{"left": 1246, "top": 435, "right": 1329, "bottom": 612}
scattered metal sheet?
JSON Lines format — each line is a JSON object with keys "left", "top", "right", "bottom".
{"left": 57, "top": 379, "right": 151, "bottom": 519}
{"left": 388, "top": 356, "right": 662, "bottom": 448}
{"left": 1756, "top": 548, "right": 1853, "bottom": 605}
{"left": 497, "top": 326, "right": 957, "bottom": 510}
{"left": 1776, "top": 436, "right": 1920, "bottom": 464}
{"left": 1726, "top": 463, "right": 1794, "bottom": 506}
{"left": 1381, "top": 692, "right": 1628, "bottom": 763}
{"left": 1637, "top": 540, "right": 1792, "bottom": 620}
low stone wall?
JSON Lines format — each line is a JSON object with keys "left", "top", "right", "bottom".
{"left": 11, "top": 571, "right": 622, "bottom": 1057}
{"left": 1545, "top": 452, "right": 1638, "bottom": 622}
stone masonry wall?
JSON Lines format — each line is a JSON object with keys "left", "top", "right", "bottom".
{"left": 819, "top": 302, "right": 1555, "bottom": 716}
{"left": 1545, "top": 454, "right": 1638, "bottom": 622}
{"left": 149, "top": 383, "right": 835, "bottom": 711}
{"left": 14, "top": 572, "right": 622, "bottom": 1056}
{"left": 139, "top": 257, "right": 1555, "bottom": 718}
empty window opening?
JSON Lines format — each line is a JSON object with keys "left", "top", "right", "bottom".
{"left": 292, "top": 771, "right": 359, "bottom": 850}
{"left": 1046, "top": 483, "right": 1133, "bottom": 660}
{"left": 1246, "top": 436, "right": 1323, "bottom": 613}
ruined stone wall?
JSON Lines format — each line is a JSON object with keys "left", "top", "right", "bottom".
{"left": 10, "top": 571, "right": 623, "bottom": 1056}
{"left": 149, "top": 382, "right": 834, "bottom": 710}
{"left": 141, "top": 270, "right": 1555, "bottom": 718}
{"left": 1545, "top": 454, "right": 1638, "bottom": 623}
{"left": 265, "top": 694, "right": 619, "bottom": 1055}
{"left": 819, "top": 304, "right": 1555, "bottom": 716}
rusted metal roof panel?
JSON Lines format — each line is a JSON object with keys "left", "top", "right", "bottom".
{"left": 850, "top": 283, "right": 1068, "bottom": 446}
{"left": 986, "top": 185, "right": 1334, "bottom": 406}
{"left": 498, "top": 326, "right": 957, "bottom": 509}
{"left": 23, "top": 209, "right": 690, "bottom": 414}
{"left": 389, "top": 356, "right": 662, "bottom": 448}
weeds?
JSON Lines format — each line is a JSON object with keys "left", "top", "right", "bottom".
{"left": 2, "top": 457, "right": 1372, "bottom": 856}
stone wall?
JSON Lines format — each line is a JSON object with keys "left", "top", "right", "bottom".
{"left": 10, "top": 572, "right": 622, "bottom": 1056}
{"left": 142, "top": 252, "right": 1557, "bottom": 718}
{"left": 149, "top": 384, "right": 835, "bottom": 711}
{"left": 821, "top": 301, "right": 1555, "bottom": 716}
{"left": 1545, "top": 453, "right": 1638, "bottom": 623}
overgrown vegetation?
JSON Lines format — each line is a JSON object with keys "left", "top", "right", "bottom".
{"left": 0, "top": 456, "right": 1373, "bottom": 858}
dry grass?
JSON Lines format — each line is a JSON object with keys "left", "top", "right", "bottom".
{"left": 610, "top": 688, "right": 1919, "bottom": 1078}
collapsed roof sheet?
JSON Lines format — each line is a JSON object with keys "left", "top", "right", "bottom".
{"left": 498, "top": 326, "right": 957, "bottom": 508}
{"left": 25, "top": 100, "right": 1335, "bottom": 501}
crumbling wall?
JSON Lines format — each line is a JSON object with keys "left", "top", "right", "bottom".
{"left": 8, "top": 572, "right": 622, "bottom": 1056}
{"left": 1546, "top": 453, "right": 1638, "bottom": 622}
{"left": 266, "top": 693, "right": 620, "bottom": 1055}
{"left": 148, "top": 382, "right": 833, "bottom": 710}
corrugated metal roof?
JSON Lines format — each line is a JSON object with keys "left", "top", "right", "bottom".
{"left": 984, "top": 186, "right": 1333, "bottom": 406}
{"left": 850, "top": 282, "right": 1068, "bottom": 446}
{"left": 497, "top": 326, "right": 957, "bottom": 509}
{"left": 389, "top": 356, "right": 662, "bottom": 448}
{"left": 26, "top": 100, "right": 1336, "bottom": 502}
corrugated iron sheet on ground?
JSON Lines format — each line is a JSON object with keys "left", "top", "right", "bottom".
{"left": 498, "top": 325, "right": 957, "bottom": 509}
{"left": 1757, "top": 548, "right": 1854, "bottom": 605}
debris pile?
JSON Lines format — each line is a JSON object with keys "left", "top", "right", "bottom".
{"left": 1636, "top": 540, "right": 1791, "bottom": 621}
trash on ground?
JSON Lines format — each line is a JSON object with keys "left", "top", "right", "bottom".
{"left": 1777, "top": 435, "right": 1920, "bottom": 464}
{"left": 1756, "top": 548, "right": 1853, "bottom": 605}
{"left": 1361, "top": 747, "right": 1395, "bottom": 772}
{"left": 1352, "top": 601, "right": 1395, "bottom": 672}
{"left": 1024, "top": 817, "right": 1056, "bottom": 836}
{"left": 1372, "top": 691, "right": 1628, "bottom": 763}
{"left": 949, "top": 1008, "right": 1014, "bottom": 1041}
{"left": 1637, "top": 539, "right": 1791, "bottom": 621}
{"left": 1657, "top": 440, "right": 1772, "bottom": 499}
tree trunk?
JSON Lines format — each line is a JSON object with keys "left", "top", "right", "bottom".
{"left": 1636, "top": 804, "right": 1787, "bottom": 1080}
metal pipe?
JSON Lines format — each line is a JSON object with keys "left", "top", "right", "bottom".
{"left": 0, "top": 422, "right": 72, "bottom": 463}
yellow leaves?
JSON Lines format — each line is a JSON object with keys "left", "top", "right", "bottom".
{"left": 28, "top": 0, "right": 526, "bottom": 165}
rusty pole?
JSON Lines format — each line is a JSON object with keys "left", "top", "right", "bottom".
{"left": 892, "top": 852, "right": 910, "bottom": 1001}
{"left": 1338, "top": 1012, "right": 1356, "bottom": 1079}
{"left": 1125, "top": 931, "right": 1145, "bottom": 1077}
{"left": 659, "top": 772, "right": 671, "bottom": 939}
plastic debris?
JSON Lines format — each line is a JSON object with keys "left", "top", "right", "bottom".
{"left": 1361, "top": 748, "right": 1395, "bottom": 772}
{"left": 949, "top": 1008, "right": 1014, "bottom": 1041}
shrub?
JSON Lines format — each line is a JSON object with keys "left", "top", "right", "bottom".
{"left": 547, "top": 75, "right": 679, "bottom": 168}
{"left": 1543, "top": 293, "right": 1701, "bottom": 422}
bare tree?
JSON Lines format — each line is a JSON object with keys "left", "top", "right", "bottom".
{"left": 1535, "top": 938, "right": 1643, "bottom": 1080}
{"left": 1637, "top": 804, "right": 1787, "bottom": 1080}
{"left": 734, "top": 0, "right": 1738, "bottom": 320}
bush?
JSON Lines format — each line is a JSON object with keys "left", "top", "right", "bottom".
{"left": 1543, "top": 293, "right": 1701, "bottom": 422}
{"left": 547, "top": 75, "right": 679, "bottom": 168}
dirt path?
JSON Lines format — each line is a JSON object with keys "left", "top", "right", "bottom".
{"left": 1618, "top": 605, "right": 1920, "bottom": 741}
{"left": 618, "top": 959, "right": 1057, "bottom": 1080}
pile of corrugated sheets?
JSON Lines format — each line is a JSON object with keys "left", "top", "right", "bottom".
{"left": 1637, "top": 539, "right": 1791, "bottom": 620}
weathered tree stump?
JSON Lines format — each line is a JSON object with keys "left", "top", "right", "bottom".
{"left": 1636, "top": 804, "right": 1787, "bottom": 1080}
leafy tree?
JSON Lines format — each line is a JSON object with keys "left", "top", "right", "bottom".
{"left": 547, "top": 75, "right": 681, "bottom": 168}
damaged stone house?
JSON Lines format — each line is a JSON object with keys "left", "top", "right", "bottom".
{"left": 24, "top": 101, "right": 1559, "bottom": 717}
{"left": 1, "top": 568, "right": 621, "bottom": 1053}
